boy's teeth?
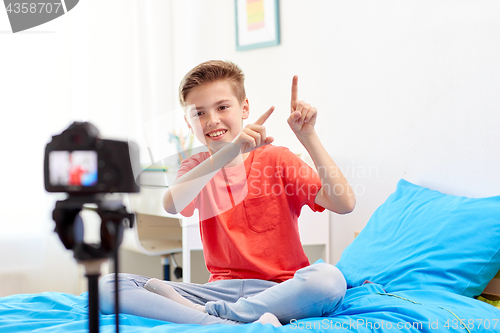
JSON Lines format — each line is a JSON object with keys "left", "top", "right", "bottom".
{"left": 208, "top": 130, "right": 226, "bottom": 137}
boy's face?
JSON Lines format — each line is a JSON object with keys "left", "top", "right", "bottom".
{"left": 184, "top": 80, "right": 249, "bottom": 152}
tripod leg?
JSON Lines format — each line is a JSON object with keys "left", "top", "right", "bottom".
{"left": 87, "top": 273, "right": 100, "bottom": 333}
{"left": 113, "top": 230, "right": 120, "bottom": 333}
{"left": 83, "top": 260, "right": 106, "bottom": 333}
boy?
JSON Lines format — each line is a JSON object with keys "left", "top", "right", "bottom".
{"left": 99, "top": 60, "right": 355, "bottom": 326}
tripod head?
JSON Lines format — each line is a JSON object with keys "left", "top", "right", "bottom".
{"left": 52, "top": 195, "right": 134, "bottom": 262}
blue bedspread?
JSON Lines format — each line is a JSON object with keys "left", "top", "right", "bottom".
{"left": 1, "top": 283, "right": 499, "bottom": 332}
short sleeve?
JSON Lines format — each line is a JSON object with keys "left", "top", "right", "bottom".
{"left": 174, "top": 153, "right": 209, "bottom": 217}
{"left": 279, "top": 148, "right": 325, "bottom": 213}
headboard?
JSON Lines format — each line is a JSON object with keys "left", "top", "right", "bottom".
{"left": 482, "top": 271, "right": 500, "bottom": 301}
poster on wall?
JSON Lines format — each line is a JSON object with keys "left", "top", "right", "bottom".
{"left": 235, "top": 0, "right": 280, "bottom": 51}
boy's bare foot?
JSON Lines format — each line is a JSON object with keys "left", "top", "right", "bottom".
{"left": 255, "top": 312, "right": 282, "bottom": 327}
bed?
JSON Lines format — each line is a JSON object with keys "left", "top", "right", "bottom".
{"left": 1, "top": 179, "right": 499, "bottom": 332}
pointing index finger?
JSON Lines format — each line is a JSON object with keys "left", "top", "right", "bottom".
{"left": 254, "top": 106, "right": 275, "bottom": 125}
{"left": 291, "top": 75, "right": 298, "bottom": 110}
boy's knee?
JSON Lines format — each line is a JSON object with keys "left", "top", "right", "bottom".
{"left": 99, "top": 273, "right": 116, "bottom": 293}
{"left": 98, "top": 273, "right": 136, "bottom": 314}
{"left": 296, "top": 263, "right": 347, "bottom": 299}
{"left": 98, "top": 273, "right": 117, "bottom": 314}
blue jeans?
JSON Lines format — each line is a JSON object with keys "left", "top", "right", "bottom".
{"left": 99, "top": 263, "right": 346, "bottom": 325}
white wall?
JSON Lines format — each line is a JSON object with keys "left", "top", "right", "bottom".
{"left": 1, "top": 0, "right": 499, "bottom": 295}
{"left": 0, "top": 0, "right": 175, "bottom": 295}
{"left": 168, "top": 0, "right": 500, "bottom": 262}
{"left": 0, "top": 3, "right": 81, "bottom": 295}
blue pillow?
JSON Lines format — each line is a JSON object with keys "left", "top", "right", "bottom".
{"left": 336, "top": 179, "right": 500, "bottom": 297}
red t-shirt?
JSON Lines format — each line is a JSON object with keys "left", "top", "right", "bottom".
{"left": 176, "top": 145, "right": 325, "bottom": 283}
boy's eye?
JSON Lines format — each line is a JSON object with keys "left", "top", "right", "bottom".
{"left": 218, "top": 105, "right": 228, "bottom": 111}
{"left": 192, "top": 111, "right": 204, "bottom": 117}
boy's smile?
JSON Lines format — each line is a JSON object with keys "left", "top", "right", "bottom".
{"left": 184, "top": 80, "right": 249, "bottom": 151}
{"left": 206, "top": 128, "right": 228, "bottom": 139}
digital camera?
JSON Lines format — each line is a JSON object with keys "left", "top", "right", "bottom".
{"left": 44, "top": 122, "right": 140, "bottom": 194}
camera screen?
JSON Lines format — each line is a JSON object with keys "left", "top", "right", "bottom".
{"left": 49, "top": 151, "right": 98, "bottom": 187}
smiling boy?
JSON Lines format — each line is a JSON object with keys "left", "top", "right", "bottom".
{"left": 99, "top": 60, "right": 354, "bottom": 326}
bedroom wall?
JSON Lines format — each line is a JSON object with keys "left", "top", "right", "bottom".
{"left": 168, "top": 0, "right": 500, "bottom": 263}
{"left": 1, "top": 0, "right": 499, "bottom": 295}
{"left": 0, "top": 6, "right": 82, "bottom": 296}
{"left": 0, "top": 0, "right": 165, "bottom": 296}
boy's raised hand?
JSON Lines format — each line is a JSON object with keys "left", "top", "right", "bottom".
{"left": 233, "top": 106, "right": 275, "bottom": 154}
{"left": 288, "top": 75, "right": 317, "bottom": 139}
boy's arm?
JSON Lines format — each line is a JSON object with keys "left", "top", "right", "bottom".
{"left": 288, "top": 76, "right": 356, "bottom": 214}
{"left": 163, "top": 107, "right": 275, "bottom": 214}
{"left": 162, "top": 142, "right": 239, "bottom": 214}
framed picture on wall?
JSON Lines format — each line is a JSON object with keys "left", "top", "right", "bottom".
{"left": 235, "top": 0, "right": 280, "bottom": 51}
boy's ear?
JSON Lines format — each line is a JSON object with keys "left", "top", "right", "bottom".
{"left": 184, "top": 115, "right": 194, "bottom": 133}
{"left": 242, "top": 98, "right": 250, "bottom": 119}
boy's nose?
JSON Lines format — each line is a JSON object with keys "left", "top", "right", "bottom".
{"left": 207, "top": 113, "right": 220, "bottom": 126}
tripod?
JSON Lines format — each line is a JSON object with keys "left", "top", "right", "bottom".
{"left": 52, "top": 196, "right": 134, "bottom": 333}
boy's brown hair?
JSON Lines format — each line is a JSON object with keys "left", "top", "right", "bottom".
{"left": 179, "top": 60, "right": 246, "bottom": 107}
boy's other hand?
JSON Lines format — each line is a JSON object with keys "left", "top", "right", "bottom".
{"left": 233, "top": 106, "right": 275, "bottom": 153}
{"left": 288, "top": 75, "right": 317, "bottom": 139}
